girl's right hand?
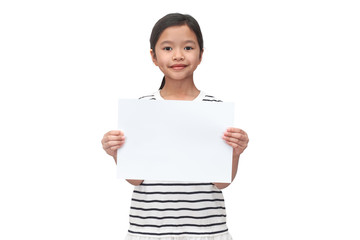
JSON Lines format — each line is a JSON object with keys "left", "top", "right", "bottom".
{"left": 101, "top": 130, "right": 125, "bottom": 161}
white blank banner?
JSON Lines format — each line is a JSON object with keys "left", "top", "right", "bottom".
{"left": 117, "top": 99, "right": 234, "bottom": 183}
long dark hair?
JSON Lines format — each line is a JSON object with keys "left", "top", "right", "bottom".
{"left": 149, "top": 13, "right": 204, "bottom": 90}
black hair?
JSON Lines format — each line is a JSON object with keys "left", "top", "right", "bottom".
{"left": 149, "top": 13, "right": 204, "bottom": 90}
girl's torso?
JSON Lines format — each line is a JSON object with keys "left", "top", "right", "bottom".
{"left": 128, "top": 181, "right": 230, "bottom": 239}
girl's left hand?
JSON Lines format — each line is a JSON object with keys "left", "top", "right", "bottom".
{"left": 222, "top": 128, "right": 249, "bottom": 158}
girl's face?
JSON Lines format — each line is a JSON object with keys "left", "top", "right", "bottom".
{"left": 151, "top": 25, "right": 203, "bottom": 83}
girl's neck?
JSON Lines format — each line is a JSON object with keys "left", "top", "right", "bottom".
{"left": 160, "top": 78, "right": 200, "bottom": 100}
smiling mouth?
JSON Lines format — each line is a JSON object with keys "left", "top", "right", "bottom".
{"left": 170, "top": 64, "right": 187, "bottom": 70}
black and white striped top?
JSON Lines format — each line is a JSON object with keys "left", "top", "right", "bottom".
{"left": 126, "top": 91, "right": 231, "bottom": 239}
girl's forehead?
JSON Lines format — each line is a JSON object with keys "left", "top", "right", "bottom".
{"left": 157, "top": 25, "right": 198, "bottom": 44}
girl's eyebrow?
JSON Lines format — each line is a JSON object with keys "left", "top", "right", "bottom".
{"left": 159, "top": 40, "right": 196, "bottom": 45}
{"left": 184, "top": 40, "right": 196, "bottom": 45}
{"left": 159, "top": 40, "right": 173, "bottom": 45}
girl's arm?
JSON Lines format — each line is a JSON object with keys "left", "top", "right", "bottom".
{"left": 126, "top": 179, "right": 144, "bottom": 185}
{"left": 102, "top": 130, "right": 144, "bottom": 186}
{"left": 213, "top": 128, "right": 249, "bottom": 189}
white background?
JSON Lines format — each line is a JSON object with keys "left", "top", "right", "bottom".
{"left": 0, "top": 0, "right": 359, "bottom": 239}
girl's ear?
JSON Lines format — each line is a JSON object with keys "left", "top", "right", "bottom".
{"left": 150, "top": 49, "right": 158, "bottom": 66}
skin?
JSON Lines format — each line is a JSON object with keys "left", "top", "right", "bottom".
{"left": 150, "top": 25, "right": 203, "bottom": 100}
{"left": 101, "top": 25, "right": 249, "bottom": 189}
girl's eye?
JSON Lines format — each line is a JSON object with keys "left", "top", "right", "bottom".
{"left": 184, "top": 46, "right": 193, "bottom": 50}
{"left": 164, "top": 47, "right": 172, "bottom": 51}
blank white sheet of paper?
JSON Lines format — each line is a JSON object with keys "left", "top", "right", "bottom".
{"left": 117, "top": 99, "right": 234, "bottom": 183}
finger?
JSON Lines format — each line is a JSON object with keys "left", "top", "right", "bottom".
{"left": 223, "top": 135, "right": 238, "bottom": 144}
{"left": 224, "top": 131, "right": 241, "bottom": 138}
{"left": 224, "top": 140, "right": 247, "bottom": 155}
{"left": 227, "top": 128, "right": 249, "bottom": 139}
{"left": 110, "top": 144, "right": 124, "bottom": 151}
{"left": 104, "top": 140, "right": 125, "bottom": 150}
{"left": 106, "top": 135, "right": 125, "bottom": 142}
{"left": 223, "top": 134, "right": 249, "bottom": 147}
{"left": 226, "top": 127, "right": 244, "bottom": 133}
{"left": 225, "top": 140, "right": 238, "bottom": 149}
{"left": 226, "top": 128, "right": 248, "bottom": 140}
{"left": 111, "top": 130, "right": 124, "bottom": 134}
{"left": 223, "top": 132, "right": 248, "bottom": 142}
{"left": 102, "top": 134, "right": 125, "bottom": 146}
{"left": 105, "top": 130, "right": 124, "bottom": 137}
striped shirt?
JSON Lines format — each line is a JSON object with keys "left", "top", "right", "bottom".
{"left": 127, "top": 91, "right": 231, "bottom": 239}
{"left": 138, "top": 90, "right": 223, "bottom": 102}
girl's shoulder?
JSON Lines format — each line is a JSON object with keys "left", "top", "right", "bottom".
{"left": 138, "top": 91, "right": 223, "bottom": 102}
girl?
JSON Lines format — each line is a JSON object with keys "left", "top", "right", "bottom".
{"left": 102, "top": 13, "right": 249, "bottom": 240}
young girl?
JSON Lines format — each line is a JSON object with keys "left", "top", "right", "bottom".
{"left": 101, "top": 13, "right": 249, "bottom": 239}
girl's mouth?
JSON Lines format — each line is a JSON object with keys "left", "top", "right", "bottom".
{"left": 170, "top": 64, "right": 187, "bottom": 70}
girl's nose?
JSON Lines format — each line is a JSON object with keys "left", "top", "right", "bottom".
{"left": 173, "top": 55, "right": 185, "bottom": 61}
{"left": 172, "top": 50, "right": 184, "bottom": 61}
